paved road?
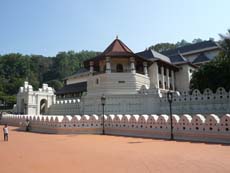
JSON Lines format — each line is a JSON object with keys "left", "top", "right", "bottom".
{"left": 0, "top": 126, "right": 230, "bottom": 173}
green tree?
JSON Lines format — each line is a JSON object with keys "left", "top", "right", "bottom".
{"left": 149, "top": 43, "right": 176, "bottom": 52}
{"left": 175, "top": 39, "right": 191, "bottom": 47}
{"left": 46, "top": 80, "right": 63, "bottom": 91}
{"left": 192, "top": 38, "right": 203, "bottom": 44}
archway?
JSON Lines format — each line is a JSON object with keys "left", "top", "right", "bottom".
{"left": 40, "top": 99, "right": 47, "bottom": 115}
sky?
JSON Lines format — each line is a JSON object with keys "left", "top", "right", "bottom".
{"left": 0, "top": 0, "right": 229, "bottom": 56}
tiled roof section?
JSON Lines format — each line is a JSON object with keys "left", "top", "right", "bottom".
{"left": 75, "top": 68, "right": 89, "bottom": 75}
{"left": 56, "top": 82, "right": 87, "bottom": 94}
{"left": 64, "top": 68, "right": 89, "bottom": 80}
{"left": 84, "top": 38, "right": 152, "bottom": 65}
{"left": 101, "top": 38, "right": 134, "bottom": 57}
{"left": 136, "top": 49, "right": 171, "bottom": 63}
{"left": 192, "top": 53, "right": 210, "bottom": 64}
{"left": 169, "top": 54, "right": 188, "bottom": 64}
{"left": 162, "top": 41, "right": 219, "bottom": 56}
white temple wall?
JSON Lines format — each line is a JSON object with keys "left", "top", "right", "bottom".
{"left": 48, "top": 87, "right": 230, "bottom": 116}
{"left": 175, "top": 64, "right": 194, "bottom": 91}
{"left": 87, "top": 73, "right": 149, "bottom": 96}
{"left": 1, "top": 113, "right": 229, "bottom": 143}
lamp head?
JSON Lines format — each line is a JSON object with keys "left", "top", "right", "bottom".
{"left": 167, "top": 91, "right": 173, "bottom": 103}
{"left": 101, "top": 94, "right": 106, "bottom": 105}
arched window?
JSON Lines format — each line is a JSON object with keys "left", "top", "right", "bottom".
{"left": 116, "top": 64, "right": 123, "bottom": 72}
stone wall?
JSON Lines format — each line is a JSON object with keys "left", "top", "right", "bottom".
{"left": 48, "top": 87, "right": 230, "bottom": 116}
{"left": 1, "top": 113, "right": 229, "bottom": 144}
{"left": 160, "top": 87, "right": 230, "bottom": 115}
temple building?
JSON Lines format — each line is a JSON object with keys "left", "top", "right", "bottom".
{"left": 15, "top": 37, "right": 224, "bottom": 116}
{"left": 57, "top": 37, "right": 220, "bottom": 99}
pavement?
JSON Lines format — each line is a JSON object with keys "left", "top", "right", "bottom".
{"left": 0, "top": 126, "right": 230, "bottom": 173}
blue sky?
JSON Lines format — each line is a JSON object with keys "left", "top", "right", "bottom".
{"left": 0, "top": 0, "right": 229, "bottom": 56}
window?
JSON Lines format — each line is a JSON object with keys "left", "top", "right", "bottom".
{"left": 96, "top": 78, "right": 99, "bottom": 85}
{"left": 116, "top": 64, "right": 123, "bottom": 72}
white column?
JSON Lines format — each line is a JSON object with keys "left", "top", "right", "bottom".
{"left": 156, "top": 63, "right": 159, "bottom": 88}
{"left": 172, "top": 70, "right": 175, "bottom": 90}
{"left": 148, "top": 62, "right": 159, "bottom": 89}
{"left": 166, "top": 68, "right": 170, "bottom": 89}
{"left": 161, "top": 66, "right": 165, "bottom": 89}
{"left": 90, "top": 61, "right": 94, "bottom": 74}
{"left": 106, "top": 57, "right": 111, "bottom": 73}
{"left": 130, "top": 57, "right": 136, "bottom": 74}
{"left": 143, "top": 62, "right": 148, "bottom": 76}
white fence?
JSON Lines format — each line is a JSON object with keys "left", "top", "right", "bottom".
{"left": 1, "top": 113, "right": 230, "bottom": 144}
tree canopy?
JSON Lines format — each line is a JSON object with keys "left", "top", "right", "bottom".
{"left": 149, "top": 38, "right": 206, "bottom": 52}
{"left": 0, "top": 50, "right": 99, "bottom": 108}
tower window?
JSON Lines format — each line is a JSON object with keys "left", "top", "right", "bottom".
{"left": 116, "top": 64, "right": 123, "bottom": 72}
{"left": 96, "top": 78, "right": 99, "bottom": 85}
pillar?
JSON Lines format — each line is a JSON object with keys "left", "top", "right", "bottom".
{"left": 90, "top": 61, "right": 94, "bottom": 74}
{"left": 143, "top": 62, "right": 148, "bottom": 76}
{"left": 161, "top": 66, "right": 165, "bottom": 89}
{"left": 106, "top": 57, "right": 111, "bottom": 73}
{"left": 149, "top": 62, "right": 159, "bottom": 89}
{"left": 172, "top": 70, "right": 175, "bottom": 90}
{"left": 130, "top": 57, "right": 136, "bottom": 74}
{"left": 166, "top": 68, "right": 170, "bottom": 89}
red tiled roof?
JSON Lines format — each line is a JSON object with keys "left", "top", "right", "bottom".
{"left": 84, "top": 37, "right": 152, "bottom": 67}
{"left": 101, "top": 38, "right": 133, "bottom": 57}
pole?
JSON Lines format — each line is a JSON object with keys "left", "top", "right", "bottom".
{"left": 169, "top": 101, "right": 173, "bottom": 140}
{"left": 102, "top": 104, "right": 105, "bottom": 135}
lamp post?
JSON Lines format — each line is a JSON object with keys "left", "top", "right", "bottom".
{"left": 167, "top": 91, "right": 173, "bottom": 140}
{"left": 76, "top": 98, "right": 81, "bottom": 115}
{"left": 101, "top": 94, "right": 106, "bottom": 135}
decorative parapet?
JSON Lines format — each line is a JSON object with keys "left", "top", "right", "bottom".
{"left": 160, "top": 87, "right": 230, "bottom": 115}
{"left": 1, "top": 113, "right": 230, "bottom": 143}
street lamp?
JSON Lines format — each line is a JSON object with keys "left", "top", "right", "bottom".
{"left": 167, "top": 91, "right": 173, "bottom": 140}
{"left": 101, "top": 94, "right": 106, "bottom": 135}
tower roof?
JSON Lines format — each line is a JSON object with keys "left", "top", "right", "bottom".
{"left": 84, "top": 37, "right": 150, "bottom": 67}
{"left": 101, "top": 37, "right": 134, "bottom": 57}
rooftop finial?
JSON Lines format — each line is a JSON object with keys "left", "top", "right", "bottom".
{"left": 116, "top": 35, "right": 118, "bottom": 39}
